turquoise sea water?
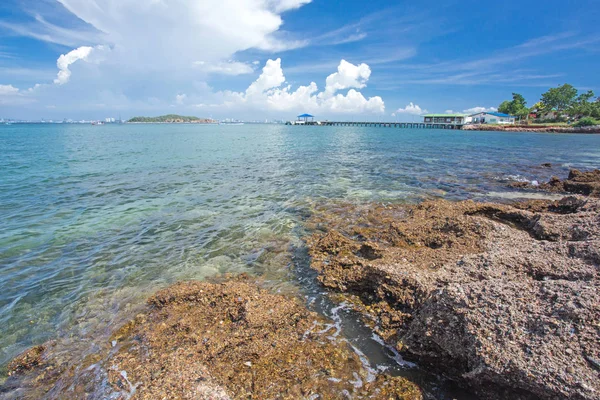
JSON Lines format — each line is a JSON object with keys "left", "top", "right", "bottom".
{"left": 1, "top": 124, "right": 600, "bottom": 396}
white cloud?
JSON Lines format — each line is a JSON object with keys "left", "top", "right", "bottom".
{"left": 395, "top": 102, "right": 427, "bottom": 115}
{"left": 0, "top": 84, "right": 38, "bottom": 105}
{"left": 321, "top": 60, "right": 371, "bottom": 98}
{"left": 269, "top": 0, "right": 312, "bottom": 13}
{"left": 54, "top": 0, "right": 310, "bottom": 64}
{"left": 1, "top": 0, "right": 389, "bottom": 118}
{"left": 54, "top": 46, "right": 94, "bottom": 85}
{"left": 2, "top": 0, "right": 316, "bottom": 109}
{"left": 246, "top": 58, "right": 286, "bottom": 96}
{"left": 0, "top": 84, "right": 20, "bottom": 96}
{"left": 445, "top": 109, "right": 455, "bottom": 114}
{"left": 463, "top": 106, "right": 497, "bottom": 114}
{"left": 197, "top": 58, "right": 385, "bottom": 115}
{"left": 194, "top": 61, "right": 254, "bottom": 75}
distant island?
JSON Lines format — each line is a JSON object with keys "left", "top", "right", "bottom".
{"left": 127, "top": 114, "right": 216, "bottom": 124}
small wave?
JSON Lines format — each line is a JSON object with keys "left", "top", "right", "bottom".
{"left": 371, "top": 332, "right": 416, "bottom": 368}
{"left": 349, "top": 343, "right": 377, "bottom": 383}
{"left": 492, "top": 174, "right": 531, "bottom": 183}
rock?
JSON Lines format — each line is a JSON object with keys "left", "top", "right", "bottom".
{"left": 509, "top": 169, "right": 600, "bottom": 197}
{"left": 3, "top": 276, "right": 422, "bottom": 400}
{"left": 7, "top": 345, "right": 46, "bottom": 376}
{"left": 585, "top": 356, "right": 600, "bottom": 371}
{"left": 307, "top": 196, "right": 600, "bottom": 400}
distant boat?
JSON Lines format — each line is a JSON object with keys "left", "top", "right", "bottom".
{"left": 91, "top": 121, "right": 105, "bottom": 126}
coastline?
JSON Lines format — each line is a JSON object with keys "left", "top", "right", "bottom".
{"left": 305, "top": 171, "right": 600, "bottom": 399}
{"left": 125, "top": 121, "right": 218, "bottom": 124}
{"left": 307, "top": 196, "right": 600, "bottom": 399}
{"left": 4, "top": 170, "right": 600, "bottom": 399}
{"left": 3, "top": 276, "right": 423, "bottom": 400}
{"left": 463, "top": 124, "right": 600, "bottom": 134}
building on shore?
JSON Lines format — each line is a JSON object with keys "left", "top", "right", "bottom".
{"left": 469, "top": 112, "right": 515, "bottom": 125}
{"left": 422, "top": 114, "right": 468, "bottom": 126}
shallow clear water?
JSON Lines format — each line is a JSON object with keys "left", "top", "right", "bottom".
{"left": 1, "top": 124, "right": 600, "bottom": 396}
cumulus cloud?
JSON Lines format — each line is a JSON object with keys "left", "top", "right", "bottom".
{"left": 463, "top": 106, "right": 497, "bottom": 114}
{"left": 199, "top": 58, "right": 384, "bottom": 114}
{"left": 54, "top": 46, "right": 94, "bottom": 85}
{"left": 321, "top": 60, "right": 371, "bottom": 98}
{"left": 0, "top": 84, "right": 20, "bottom": 95}
{"left": 2, "top": 0, "right": 389, "bottom": 117}
{"left": 246, "top": 58, "right": 286, "bottom": 96}
{"left": 395, "top": 102, "right": 427, "bottom": 115}
{"left": 5, "top": 0, "right": 316, "bottom": 106}
{"left": 55, "top": 0, "right": 311, "bottom": 65}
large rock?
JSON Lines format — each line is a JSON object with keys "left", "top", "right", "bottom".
{"left": 307, "top": 197, "right": 600, "bottom": 399}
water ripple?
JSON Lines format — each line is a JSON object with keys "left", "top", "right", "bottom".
{"left": 1, "top": 123, "right": 600, "bottom": 373}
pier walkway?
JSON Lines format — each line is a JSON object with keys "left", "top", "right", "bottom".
{"left": 289, "top": 121, "right": 463, "bottom": 129}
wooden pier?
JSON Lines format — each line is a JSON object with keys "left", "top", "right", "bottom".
{"left": 288, "top": 121, "right": 464, "bottom": 129}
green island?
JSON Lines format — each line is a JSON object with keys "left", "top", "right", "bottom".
{"left": 127, "top": 114, "right": 216, "bottom": 124}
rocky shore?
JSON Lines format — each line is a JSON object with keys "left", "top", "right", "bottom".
{"left": 306, "top": 195, "right": 600, "bottom": 399}
{"left": 2, "top": 276, "right": 422, "bottom": 399}
{"left": 509, "top": 169, "right": 600, "bottom": 197}
{"left": 463, "top": 124, "right": 600, "bottom": 133}
{"left": 4, "top": 170, "right": 600, "bottom": 399}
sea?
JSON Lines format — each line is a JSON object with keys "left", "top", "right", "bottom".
{"left": 1, "top": 123, "right": 600, "bottom": 398}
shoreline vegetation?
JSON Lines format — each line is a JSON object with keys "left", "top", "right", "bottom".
{"left": 3, "top": 169, "right": 600, "bottom": 399}
{"left": 127, "top": 114, "right": 217, "bottom": 124}
{"left": 496, "top": 84, "right": 600, "bottom": 125}
{"left": 463, "top": 124, "right": 600, "bottom": 133}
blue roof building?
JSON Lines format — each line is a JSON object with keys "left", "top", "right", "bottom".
{"left": 297, "top": 113, "right": 315, "bottom": 122}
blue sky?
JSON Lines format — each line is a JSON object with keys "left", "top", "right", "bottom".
{"left": 0, "top": 0, "right": 599, "bottom": 121}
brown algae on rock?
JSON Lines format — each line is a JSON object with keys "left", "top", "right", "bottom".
{"left": 3, "top": 275, "right": 422, "bottom": 399}
{"left": 306, "top": 196, "right": 600, "bottom": 400}
{"left": 7, "top": 345, "right": 47, "bottom": 376}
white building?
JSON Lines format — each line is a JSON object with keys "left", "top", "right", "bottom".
{"left": 469, "top": 112, "right": 516, "bottom": 125}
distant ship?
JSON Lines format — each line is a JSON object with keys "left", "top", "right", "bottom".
{"left": 91, "top": 121, "right": 105, "bottom": 126}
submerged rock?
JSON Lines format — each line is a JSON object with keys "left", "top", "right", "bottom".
{"left": 306, "top": 197, "right": 600, "bottom": 400}
{"left": 2, "top": 276, "right": 422, "bottom": 399}
{"left": 7, "top": 346, "right": 46, "bottom": 376}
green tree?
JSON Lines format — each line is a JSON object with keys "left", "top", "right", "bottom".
{"left": 568, "top": 90, "right": 596, "bottom": 117}
{"left": 498, "top": 93, "right": 528, "bottom": 118}
{"left": 540, "top": 84, "right": 578, "bottom": 114}
{"left": 498, "top": 101, "right": 511, "bottom": 114}
{"left": 530, "top": 102, "right": 545, "bottom": 112}
{"left": 593, "top": 98, "right": 600, "bottom": 119}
